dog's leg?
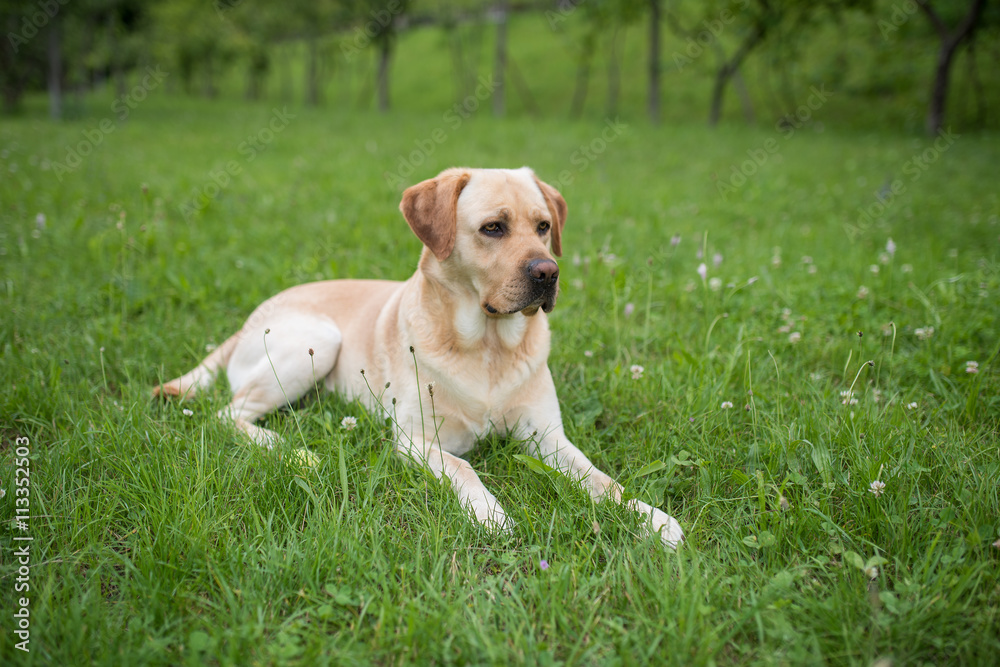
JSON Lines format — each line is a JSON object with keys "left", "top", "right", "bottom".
{"left": 508, "top": 373, "right": 684, "bottom": 548}
{"left": 395, "top": 435, "right": 509, "bottom": 533}
{"left": 535, "top": 431, "right": 683, "bottom": 548}
{"left": 222, "top": 315, "right": 342, "bottom": 450}
{"left": 154, "top": 333, "right": 240, "bottom": 400}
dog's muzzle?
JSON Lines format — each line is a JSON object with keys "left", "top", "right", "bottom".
{"left": 525, "top": 258, "right": 559, "bottom": 314}
{"left": 484, "top": 259, "right": 560, "bottom": 316}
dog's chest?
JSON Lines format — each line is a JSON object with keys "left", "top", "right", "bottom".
{"left": 428, "top": 343, "right": 541, "bottom": 434}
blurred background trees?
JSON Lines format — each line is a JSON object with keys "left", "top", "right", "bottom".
{"left": 1, "top": 0, "right": 996, "bottom": 133}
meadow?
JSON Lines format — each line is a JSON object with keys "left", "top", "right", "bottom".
{"left": 2, "top": 9, "right": 1000, "bottom": 666}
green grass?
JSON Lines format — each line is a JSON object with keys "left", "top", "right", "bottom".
{"left": 2, "top": 22, "right": 1000, "bottom": 665}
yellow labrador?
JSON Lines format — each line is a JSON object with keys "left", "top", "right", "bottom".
{"left": 155, "top": 167, "right": 683, "bottom": 548}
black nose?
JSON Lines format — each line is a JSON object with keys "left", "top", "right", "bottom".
{"left": 527, "top": 259, "right": 559, "bottom": 285}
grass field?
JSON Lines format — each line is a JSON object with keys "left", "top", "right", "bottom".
{"left": 2, "top": 12, "right": 1000, "bottom": 664}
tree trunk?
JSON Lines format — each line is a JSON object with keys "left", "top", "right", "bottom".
{"left": 508, "top": 57, "right": 539, "bottom": 116}
{"left": 570, "top": 31, "right": 595, "bottom": 118}
{"left": 492, "top": 0, "right": 508, "bottom": 117}
{"left": 709, "top": 23, "right": 766, "bottom": 126}
{"left": 732, "top": 70, "right": 755, "bottom": 123}
{"left": 282, "top": 45, "right": 293, "bottom": 102}
{"left": 47, "top": 16, "right": 62, "bottom": 120}
{"left": 917, "top": 0, "right": 986, "bottom": 136}
{"left": 446, "top": 22, "right": 467, "bottom": 103}
{"left": 306, "top": 36, "right": 319, "bottom": 105}
{"left": 648, "top": 0, "right": 660, "bottom": 124}
{"left": 606, "top": 25, "right": 621, "bottom": 118}
{"left": 109, "top": 14, "right": 126, "bottom": 97}
{"left": 377, "top": 37, "right": 391, "bottom": 112}
{"left": 203, "top": 56, "right": 216, "bottom": 98}
{"left": 965, "top": 35, "right": 985, "bottom": 125}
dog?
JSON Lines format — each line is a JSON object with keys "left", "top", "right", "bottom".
{"left": 154, "top": 167, "right": 683, "bottom": 548}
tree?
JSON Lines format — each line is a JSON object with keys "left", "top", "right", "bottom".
{"left": 915, "top": 0, "right": 988, "bottom": 135}
{"left": 47, "top": 9, "right": 61, "bottom": 118}
{"left": 667, "top": 0, "right": 870, "bottom": 126}
{"left": 1, "top": 1, "right": 42, "bottom": 113}
{"left": 649, "top": 0, "right": 661, "bottom": 122}
{"left": 492, "top": 0, "right": 508, "bottom": 117}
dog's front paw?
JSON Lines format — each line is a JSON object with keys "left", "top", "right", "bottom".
{"left": 468, "top": 496, "right": 512, "bottom": 535}
{"left": 287, "top": 447, "right": 321, "bottom": 469}
{"left": 628, "top": 499, "right": 684, "bottom": 549}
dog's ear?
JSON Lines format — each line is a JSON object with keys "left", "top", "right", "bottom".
{"left": 533, "top": 176, "right": 568, "bottom": 257}
{"left": 400, "top": 171, "right": 471, "bottom": 261}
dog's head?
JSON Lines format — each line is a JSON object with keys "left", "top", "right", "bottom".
{"left": 400, "top": 167, "right": 567, "bottom": 317}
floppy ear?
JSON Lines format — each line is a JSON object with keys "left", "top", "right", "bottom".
{"left": 533, "top": 176, "right": 568, "bottom": 257}
{"left": 399, "top": 171, "right": 471, "bottom": 261}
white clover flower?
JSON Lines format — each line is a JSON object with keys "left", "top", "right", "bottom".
{"left": 801, "top": 255, "right": 813, "bottom": 264}
{"left": 697, "top": 263, "right": 707, "bottom": 281}
{"left": 0, "top": 487, "right": 5, "bottom": 499}
{"left": 886, "top": 238, "right": 896, "bottom": 257}
{"left": 808, "top": 265, "right": 818, "bottom": 274}
{"left": 630, "top": 364, "right": 644, "bottom": 380}
{"left": 879, "top": 253, "right": 890, "bottom": 265}
{"left": 868, "top": 480, "right": 886, "bottom": 497}
{"left": 865, "top": 566, "right": 880, "bottom": 580}
{"left": 870, "top": 264, "right": 880, "bottom": 275}
{"left": 840, "top": 390, "right": 858, "bottom": 406}
{"left": 709, "top": 277, "right": 722, "bottom": 291}
{"left": 906, "top": 402, "right": 918, "bottom": 410}
{"left": 901, "top": 263, "right": 913, "bottom": 273}
{"left": 623, "top": 302, "right": 635, "bottom": 318}
{"left": 182, "top": 409, "right": 193, "bottom": 417}
{"left": 721, "top": 401, "right": 733, "bottom": 409}
{"left": 914, "top": 327, "right": 935, "bottom": 341}
{"left": 341, "top": 416, "right": 357, "bottom": 431}
{"left": 965, "top": 361, "right": 979, "bottom": 374}
{"left": 856, "top": 285, "right": 869, "bottom": 299}
{"left": 713, "top": 253, "right": 723, "bottom": 268}
{"left": 584, "top": 350, "right": 593, "bottom": 358}
{"left": 788, "top": 332, "right": 802, "bottom": 344}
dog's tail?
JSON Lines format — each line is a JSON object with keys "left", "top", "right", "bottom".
{"left": 153, "top": 332, "right": 241, "bottom": 400}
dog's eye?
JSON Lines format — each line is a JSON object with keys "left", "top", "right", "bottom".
{"left": 480, "top": 222, "right": 503, "bottom": 237}
{"left": 537, "top": 221, "right": 551, "bottom": 234}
